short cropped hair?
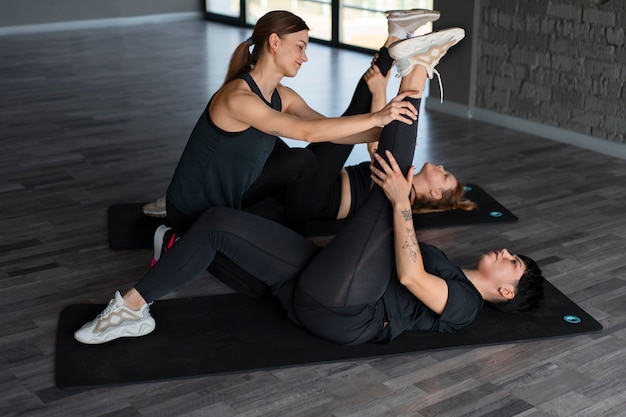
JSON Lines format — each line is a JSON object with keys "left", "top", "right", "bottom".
{"left": 488, "top": 254, "right": 545, "bottom": 313}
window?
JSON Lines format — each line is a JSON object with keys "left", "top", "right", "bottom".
{"left": 205, "top": 0, "right": 434, "bottom": 50}
{"left": 205, "top": 0, "right": 240, "bottom": 18}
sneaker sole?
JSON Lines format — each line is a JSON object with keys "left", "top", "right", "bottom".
{"left": 143, "top": 211, "right": 167, "bottom": 218}
{"left": 385, "top": 9, "right": 440, "bottom": 21}
{"left": 389, "top": 28, "right": 465, "bottom": 60}
{"left": 75, "top": 318, "right": 156, "bottom": 344}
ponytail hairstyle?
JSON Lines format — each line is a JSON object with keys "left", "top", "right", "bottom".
{"left": 223, "top": 10, "right": 309, "bottom": 85}
{"left": 412, "top": 181, "right": 478, "bottom": 214}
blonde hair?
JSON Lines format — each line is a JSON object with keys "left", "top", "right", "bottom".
{"left": 223, "top": 10, "right": 309, "bottom": 85}
{"left": 412, "top": 181, "right": 478, "bottom": 214}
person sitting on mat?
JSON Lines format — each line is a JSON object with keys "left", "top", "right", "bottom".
{"left": 75, "top": 27, "right": 545, "bottom": 346}
{"left": 159, "top": 9, "right": 423, "bottom": 238}
{"left": 145, "top": 8, "right": 474, "bottom": 231}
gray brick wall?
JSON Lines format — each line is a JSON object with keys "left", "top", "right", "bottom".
{"left": 475, "top": 0, "right": 626, "bottom": 143}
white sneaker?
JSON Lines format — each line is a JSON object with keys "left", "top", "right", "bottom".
{"left": 389, "top": 28, "right": 465, "bottom": 102}
{"left": 74, "top": 291, "right": 156, "bottom": 344}
{"left": 143, "top": 197, "right": 167, "bottom": 218}
{"left": 385, "top": 8, "right": 440, "bottom": 39}
{"left": 389, "top": 28, "right": 465, "bottom": 77}
{"left": 151, "top": 224, "right": 174, "bottom": 267}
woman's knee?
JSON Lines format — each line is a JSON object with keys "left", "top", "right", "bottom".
{"left": 194, "top": 206, "right": 236, "bottom": 231}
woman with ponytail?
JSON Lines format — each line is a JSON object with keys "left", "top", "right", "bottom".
{"left": 163, "top": 10, "right": 418, "bottom": 237}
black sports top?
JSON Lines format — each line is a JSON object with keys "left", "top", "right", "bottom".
{"left": 309, "top": 161, "right": 372, "bottom": 220}
{"left": 345, "top": 161, "right": 371, "bottom": 217}
{"left": 167, "top": 73, "right": 281, "bottom": 218}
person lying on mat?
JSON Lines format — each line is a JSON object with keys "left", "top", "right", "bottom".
{"left": 269, "top": 48, "right": 477, "bottom": 222}
{"left": 75, "top": 27, "right": 545, "bottom": 346}
{"left": 160, "top": 10, "right": 421, "bottom": 237}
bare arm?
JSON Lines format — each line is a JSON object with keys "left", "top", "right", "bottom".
{"left": 282, "top": 86, "right": 382, "bottom": 144}
{"left": 363, "top": 64, "right": 390, "bottom": 161}
{"left": 211, "top": 80, "right": 418, "bottom": 144}
{"left": 370, "top": 150, "right": 449, "bottom": 315}
{"left": 365, "top": 64, "right": 389, "bottom": 114}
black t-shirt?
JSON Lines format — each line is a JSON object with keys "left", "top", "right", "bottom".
{"left": 378, "top": 242, "right": 483, "bottom": 342}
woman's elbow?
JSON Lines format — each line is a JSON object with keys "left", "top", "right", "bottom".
{"left": 398, "top": 273, "right": 417, "bottom": 287}
{"left": 296, "top": 127, "right": 319, "bottom": 143}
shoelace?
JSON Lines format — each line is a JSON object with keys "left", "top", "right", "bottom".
{"left": 96, "top": 298, "right": 119, "bottom": 320}
{"left": 433, "top": 68, "right": 444, "bottom": 103}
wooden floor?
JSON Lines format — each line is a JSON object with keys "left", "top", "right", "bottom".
{"left": 1, "top": 17, "right": 625, "bottom": 417}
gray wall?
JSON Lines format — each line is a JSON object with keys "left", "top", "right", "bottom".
{"left": 0, "top": 0, "right": 199, "bottom": 27}
{"left": 2, "top": 0, "right": 624, "bottom": 157}
{"left": 427, "top": 0, "right": 477, "bottom": 107}
{"left": 429, "top": 0, "right": 626, "bottom": 159}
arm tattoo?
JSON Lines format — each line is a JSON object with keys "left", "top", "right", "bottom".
{"left": 400, "top": 209, "right": 412, "bottom": 222}
{"left": 402, "top": 227, "right": 418, "bottom": 263}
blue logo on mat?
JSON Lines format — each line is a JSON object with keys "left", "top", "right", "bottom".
{"left": 464, "top": 185, "right": 472, "bottom": 192}
{"left": 489, "top": 211, "right": 503, "bottom": 217}
{"left": 563, "top": 315, "right": 581, "bottom": 324}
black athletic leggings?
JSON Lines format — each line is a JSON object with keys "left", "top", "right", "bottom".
{"left": 135, "top": 95, "right": 420, "bottom": 345}
{"left": 305, "top": 47, "right": 394, "bottom": 213}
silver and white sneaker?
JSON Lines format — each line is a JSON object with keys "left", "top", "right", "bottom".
{"left": 389, "top": 28, "right": 465, "bottom": 102}
{"left": 389, "top": 28, "right": 465, "bottom": 77}
{"left": 143, "top": 196, "right": 167, "bottom": 218}
{"left": 74, "top": 291, "right": 156, "bottom": 344}
{"left": 385, "top": 8, "right": 440, "bottom": 39}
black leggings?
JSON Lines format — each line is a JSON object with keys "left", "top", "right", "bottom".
{"left": 305, "top": 47, "right": 394, "bottom": 214}
{"left": 135, "top": 95, "right": 420, "bottom": 345}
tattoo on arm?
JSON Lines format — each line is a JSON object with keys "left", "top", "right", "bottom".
{"left": 402, "top": 227, "right": 418, "bottom": 262}
{"left": 401, "top": 209, "right": 412, "bottom": 222}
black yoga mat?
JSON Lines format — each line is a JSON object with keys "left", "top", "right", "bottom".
{"left": 107, "top": 184, "right": 517, "bottom": 250}
{"left": 56, "top": 280, "right": 601, "bottom": 387}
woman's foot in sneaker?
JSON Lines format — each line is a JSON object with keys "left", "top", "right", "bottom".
{"left": 388, "top": 28, "right": 465, "bottom": 103}
{"left": 385, "top": 8, "right": 440, "bottom": 39}
{"left": 74, "top": 291, "right": 155, "bottom": 344}
{"left": 143, "top": 196, "right": 167, "bottom": 218}
{"left": 388, "top": 28, "right": 465, "bottom": 77}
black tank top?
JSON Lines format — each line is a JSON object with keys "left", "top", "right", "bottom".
{"left": 167, "top": 73, "right": 282, "bottom": 217}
